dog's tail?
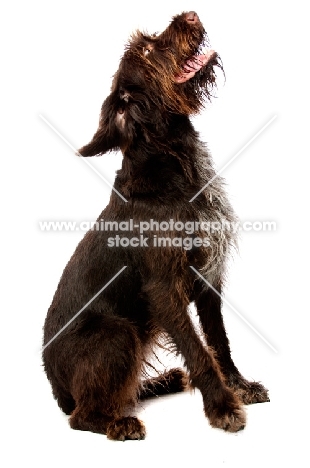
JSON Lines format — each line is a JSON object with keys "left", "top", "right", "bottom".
{"left": 139, "top": 368, "right": 189, "bottom": 400}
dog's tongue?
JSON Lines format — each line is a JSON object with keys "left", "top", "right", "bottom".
{"left": 175, "top": 50, "right": 215, "bottom": 83}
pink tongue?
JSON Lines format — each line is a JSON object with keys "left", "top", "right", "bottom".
{"left": 175, "top": 50, "right": 215, "bottom": 83}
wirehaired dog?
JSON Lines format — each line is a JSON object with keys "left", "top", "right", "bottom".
{"left": 43, "top": 11, "right": 269, "bottom": 440}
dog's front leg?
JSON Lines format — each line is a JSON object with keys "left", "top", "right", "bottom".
{"left": 144, "top": 277, "right": 246, "bottom": 432}
{"left": 194, "top": 280, "right": 270, "bottom": 404}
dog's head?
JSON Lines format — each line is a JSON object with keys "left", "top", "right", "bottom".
{"left": 79, "top": 11, "right": 222, "bottom": 157}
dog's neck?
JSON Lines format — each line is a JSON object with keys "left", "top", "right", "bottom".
{"left": 113, "top": 115, "right": 207, "bottom": 201}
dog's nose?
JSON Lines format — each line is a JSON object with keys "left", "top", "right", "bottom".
{"left": 185, "top": 11, "right": 199, "bottom": 23}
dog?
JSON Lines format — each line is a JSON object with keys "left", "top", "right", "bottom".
{"left": 43, "top": 11, "right": 269, "bottom": 441}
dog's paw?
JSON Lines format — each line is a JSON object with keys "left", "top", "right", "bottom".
{"left": 235, "top": 381, "right": 270, "bottom": 404}
{"left": 163, "top": 368, "right": 189, "bottom": 392}
{"left": 205, "top": 388, "right": 246, "bottom": 433}
{"left": 208, "top": 405, "right": 246, "bottom": 433}
{"left": 228, "top": 378, "right": 270, "bottom": 405}
{"left": 107, "top": 416, "right": 146, "bottom": 441}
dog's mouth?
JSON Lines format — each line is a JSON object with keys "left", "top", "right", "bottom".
{"left": 174, "top": 48, "right": 217, "bottom": 83}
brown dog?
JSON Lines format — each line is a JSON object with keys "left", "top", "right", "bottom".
{"left": 43, "top": 11, "right": 269, "bottom": 441}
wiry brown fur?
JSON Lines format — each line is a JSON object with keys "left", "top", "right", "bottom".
{"left": 42, "top": 11, "right": 269, "bottom": 440}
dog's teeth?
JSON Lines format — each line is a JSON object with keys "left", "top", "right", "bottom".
{"left": 200, "top": 46, "right": 211, "bottom": 55}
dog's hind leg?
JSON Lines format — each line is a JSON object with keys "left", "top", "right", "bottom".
{"left": 51, "top": 385, "right": 76, "bottom": 415}
{"left": 194, "top": 280, "right": 270, "bottom": 404}
{"left": 67, "top": 314, "right": 146, "bottom": 440}
{"left": 139, "top": 368, "right": 189, "bottom": 399}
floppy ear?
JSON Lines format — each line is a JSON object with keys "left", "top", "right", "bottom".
{"left": 78, "top": 93, "right": 122, "bottom": 157}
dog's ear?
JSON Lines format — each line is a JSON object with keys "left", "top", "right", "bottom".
{"left": 78, "top": 93, "right": 123, "bottom": 157}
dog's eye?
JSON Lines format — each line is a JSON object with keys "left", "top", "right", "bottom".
{"left": 143, "top": 46, "right": 152, "bottom": 56}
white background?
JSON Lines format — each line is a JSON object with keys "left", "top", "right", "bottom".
{"left": 1, "top": 0, "right": 309, "bottom": 466}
